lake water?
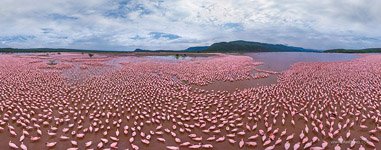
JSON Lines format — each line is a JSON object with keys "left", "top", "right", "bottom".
{"left": 244, "top": 52, "right": 358, "bottom": 72}
{"left": 192, "top": 52, "right": 358, "bottom": 92}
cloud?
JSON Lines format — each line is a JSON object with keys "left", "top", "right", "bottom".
{"left": 149, "top": 32, "right": 181, "bottom": 40}
{"left": 223, "top": 23, "right": 244, "bottom": 31}
{"left": 48, "top": 13, "right": 79, "bottom": 21}
{"left": 0, "top": 35, "right": 35, "bottom": 43}
{"left": 0, "top": 0, "right": 380, "bottom": 50}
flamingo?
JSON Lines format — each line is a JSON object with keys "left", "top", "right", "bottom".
{"left": 166, "top": 146, "right": 179, "bottom": 150}
{"left": 9, "top": 141, "right": 18, "bottom": 149}
{"left": 20, "top": 142, "right": 27, "bottom": 150}
{"left": 0, "top": 53, "right": 381, "bottom": 150}
{"left": 239, "top": 139, "right": 244, "bottom": 148}
{"left": 85, "top": 141, "right": 92, "bottom": 147}
{"left": 46, "top": 142, "right": 57, "bottom": 148}
{"left": 110, "top": 142, "right": 118, "bottom": 149}
{"left": 284, "top": 141, "right": 290, "bottom": 150}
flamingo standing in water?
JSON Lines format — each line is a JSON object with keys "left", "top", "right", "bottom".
{"left": 0, "top": 54, "right": 380, "bottom": 149}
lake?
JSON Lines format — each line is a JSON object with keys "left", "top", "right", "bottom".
{"left": 192, "top": 52, "right": 358, "bottom": 92}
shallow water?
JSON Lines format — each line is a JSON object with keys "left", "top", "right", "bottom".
{"left": 244, "top": 52, "right": 358, "bottom": 72}
{"left": 193, "top": 52, "right": 358, "bottom": 92}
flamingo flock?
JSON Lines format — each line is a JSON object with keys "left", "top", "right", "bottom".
{"left": 0, "top": 53, "right": 380, "bottom": 150}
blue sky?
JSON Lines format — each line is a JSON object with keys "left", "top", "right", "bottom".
{"left": 0, "top": 0, "right": 380, "bottom": 51}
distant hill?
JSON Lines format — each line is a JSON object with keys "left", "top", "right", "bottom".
{"left": 324, "top": 48, "right": 381, "bottom": 53}
{"left": 203, "top": 40, "right": 318, "bottom": 53}
{"left": 134, "top": 41, "right": 318, "bottom": 53}
{"left": 0, "top": 48, "right": 127, "bottom": 53}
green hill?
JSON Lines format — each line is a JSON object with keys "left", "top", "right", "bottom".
{"left": 203, "top": 40, "right": 318, "bottom": 53}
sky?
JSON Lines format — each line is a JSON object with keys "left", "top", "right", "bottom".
{"left": 0, "top": 0, "right": 380, "bottom": 51}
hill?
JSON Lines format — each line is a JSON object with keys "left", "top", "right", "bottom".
{"left": 203, "top": 40, "right": 317, "bottom": 53}
{"left": 324, "top": 48, "right": 381, "bottom": 53}
{"left": 134, "top": 41, "right": 318, "bottom": 53}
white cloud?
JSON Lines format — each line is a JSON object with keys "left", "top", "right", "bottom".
{"left": 0, "top": 0, "right": 380, "bottom": 50}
